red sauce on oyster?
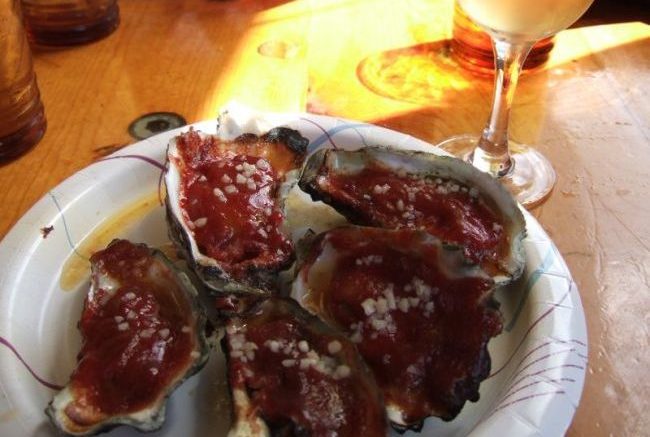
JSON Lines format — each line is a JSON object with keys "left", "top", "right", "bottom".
{"left": 226, "top": 300, "right": 386, "bottom": 436}
{"left": 66, "top": 240, "right": 199, "bottom": 419}
{"left": 174, "top": 131, "right": 294, "bottom": 280}
{"left": 300, "top": 228, "right": 502, "bottom": 423}
{"left": 320, "top": 164, "right": 506, "bottom": 271}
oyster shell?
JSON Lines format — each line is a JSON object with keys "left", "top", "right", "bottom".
{"left": 223, "top": 297, "right": 387, "bottom": 436}
{"left": 298, "top": 147, "right": 526, "bottom": 283}
{"left": 292, "top": 226, "right": 503, "bottom": 429}
{"left": 165, "top": 126, "right": 308, "bottom": 296}
{"left": 46, "top": 240, "right": 210, "bottom": 436}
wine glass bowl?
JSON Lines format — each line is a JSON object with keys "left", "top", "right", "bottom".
{"left": 450, "top": 2, "right": 555, "bottom": 76}
{"left": 460, "top": 0, "right": 594, "bottom": 40}
{"left": 438, "top": 0, "right": 594, "bottom": 207}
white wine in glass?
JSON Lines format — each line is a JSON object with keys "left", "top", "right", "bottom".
{"left": 437, "top": 0, "right": 594, "bottom": 207}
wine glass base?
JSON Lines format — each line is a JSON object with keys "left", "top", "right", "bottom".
{"left": 436, "top": 135, "right": 556, "bottom": 208}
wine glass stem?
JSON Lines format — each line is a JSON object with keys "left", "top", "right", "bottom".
{"left": 471, "top": 38, "right": 535, "bottom": 177}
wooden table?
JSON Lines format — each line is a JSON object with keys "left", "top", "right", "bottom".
{"left": 1, "top": 0, "right": 648, "bottom": 435}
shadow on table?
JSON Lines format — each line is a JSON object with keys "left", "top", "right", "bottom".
{"left": 576, "top": 0, "right": 650, "bottom": 26}
{"left": 351, "top": 33, "right": 649, "bottom": 145}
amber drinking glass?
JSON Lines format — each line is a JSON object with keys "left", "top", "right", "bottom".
{"left": 0, "top": 0, "right": 46, "bottom": 161}
{"left": 21, "top": 0, "right": 119, "bottom": 46}
{"left": 438, "top": 0, "right": 594, "bottom": 207}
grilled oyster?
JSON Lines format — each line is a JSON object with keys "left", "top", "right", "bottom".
{"left": 298, "top": 147, "right": 526, "bottom": 283}
{"left": 292, "top": 226, "right": 503, "bottom": 430}
{"left": 165, "top": 126, "right": 308, "bottom": 296}
{"left": 46, "top": 240, "right": 209, "bottom": 436}
{"left": 223, "top": 297, "right": 387, "bottom": 436}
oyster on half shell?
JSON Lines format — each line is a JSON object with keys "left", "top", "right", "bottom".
{"left": 298, "top": 146, "right": 526, "bottom": 284}
{"left": 46, "top": 240, "right": 210, "bottom": 436}
{"left": 165, "top": 126, "right": 308, "bottom": 296}
{"left": 223, "top": 297, "right": 387, "bottom": 436}
{"left": 291, "top": 226, "right": 503, "bottom": 430}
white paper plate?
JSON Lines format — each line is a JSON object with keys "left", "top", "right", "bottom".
{"left": 0, "top": 107, "right": 587, "bottom": 436}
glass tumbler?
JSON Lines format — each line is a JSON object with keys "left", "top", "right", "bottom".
{"left": 450, "top": 1, "right": 555, "bottom": 75}
{"left": 21, "top": 0, "right": 119, "bottom": 46}
{"left": 0, "top": 0, "right": 46, "bottom": 161}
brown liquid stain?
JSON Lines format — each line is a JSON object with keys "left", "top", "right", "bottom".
{"left": 59, "top": 192, "right": 162, "bottom": 291}
{"left": 0, "top": 408, "right": 18, "bottom": 423}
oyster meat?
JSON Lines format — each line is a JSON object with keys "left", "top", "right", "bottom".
{"left": 292, "top": 226, "right": 503, "bottom": 429}
{"left": 46, "top": 240, "right": 209, "bottom": 436}
{"left": 223, "top": 297, "right": 387, "bottom": 436}
{"left": 165, "top": 128, "right": 309, "bottom": 295}
{"left": 299, "top": 147, "right": 526, "bottom": 283}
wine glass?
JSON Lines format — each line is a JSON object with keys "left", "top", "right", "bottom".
{"left": 437, "top": 0, "right": 594, "bottom": 207}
